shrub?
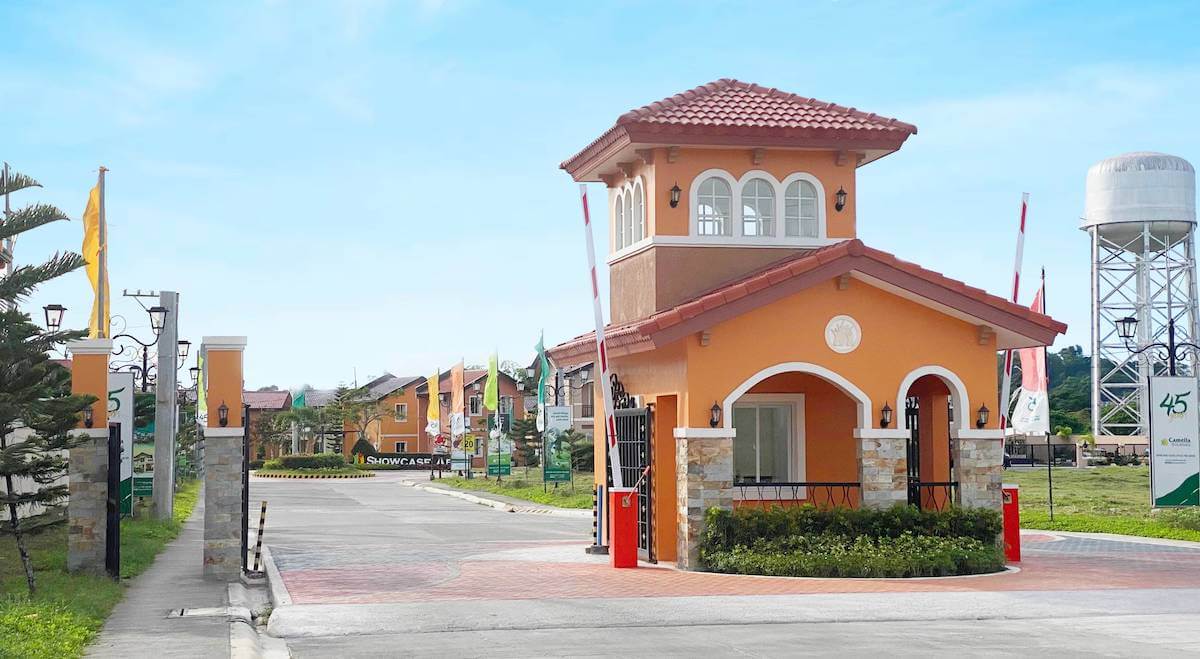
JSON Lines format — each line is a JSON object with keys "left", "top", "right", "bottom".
{"left": 261, "top": 453, "right": 345, "bottom": 471}
{"left": 703, "top": 532, "right": 1003, "bottom": 578}
{"left": 248, "top": 460, "right": 265, "bottom": 470}
{"left": 1158, "top": 507, "right": 1200, "bottom": 531}
{"left": 698, "top": 504, "right": 1004, "bottom": 578}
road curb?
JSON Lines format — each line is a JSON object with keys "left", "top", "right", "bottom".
{"left": 261, "top": 543, "right": 294, "bottom": 607}
{"left": 1024, "top": 528, "right": 1200, "bottom": 549}
{"left": 411, "top": 482, "right": 591, "bottom": 518}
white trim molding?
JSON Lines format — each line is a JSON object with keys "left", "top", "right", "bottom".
{"left": 201, "top": 336, "right": 247, "bottom": 351}
{"left": 202, "top": 426, "right": 246, "bottom": 438}
{"left": 951, "top": 429, "right": 1006, "bottom": 440}
{"left": 722, "top": 361, "right": 872, "bottom": 430}
{"left": 895, "top": 365, "right": 972, "bottom": 431}
{"left": 73, "top": 428, "right": 112, "bottom": 440}
{"left": 674, "top": 427, "right": 737, "bottom": 439}
{"left": 607, "top": 235, "right": 844, "bottom": 266}
{"left": 67, "top": 338, "right": 113, "bottom": 355}
{"left": 853, "top": 428, "right": 910, "bottom": 439}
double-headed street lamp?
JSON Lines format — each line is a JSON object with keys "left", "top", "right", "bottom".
{"left": 525, "top": 365, "right": 592, "bottom": 406}
{"left": 111, "top": 305, "right": 190, "bottom": 392}
{"left": 1116, "top": 315, "right": 1200, "bottom": 376}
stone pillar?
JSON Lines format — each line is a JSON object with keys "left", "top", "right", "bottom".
{"left": 855, "top": 429, "right": 908, "bottom": 509}
{"left": 673, "top": 427, "right": 734, "bottom": 571}
{"left": 66, "top": 338, "right": 112, "bottom": 574}
{"left": 201, "top": 336, "right": 247, "bottom": 581}
{"left": 953, "top": 431, "right": 1004, "bottom": 511}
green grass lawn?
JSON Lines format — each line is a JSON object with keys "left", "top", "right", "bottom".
{"left": 1006, "top": 465, "right": 1200, "bottom": 541}
{"left": 438, "top": 468, "right": 595, "bottom": 509}
{"left": 1, "top": 479, "right": 201, "bottom": 658}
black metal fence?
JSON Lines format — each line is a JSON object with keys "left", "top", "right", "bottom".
{"left": 912, "top": 481, "right": 958, "bottom": 511}
{"left": 733, "top": 481, "right": 862, "bottom": 509}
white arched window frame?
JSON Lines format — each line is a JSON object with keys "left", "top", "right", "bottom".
{"left": 780, "top": 172, "right": 827, "bottom": 240}
{"left": 692, "top": 170, "right": 735, "bottom": 237}
{"left": 739, "top": 173, "right": 777, "bottom": 238}
{"left": 687, "top": 170, "right": 829, "bottom": 244}
{"left": 613, "top": 190, "right": 625, "bottom": 250}
{"left": 632, "top": 181, "right": 645, "bottom": 243}
{"left": 623, "top": 190, "right": 634, "bottom": 248}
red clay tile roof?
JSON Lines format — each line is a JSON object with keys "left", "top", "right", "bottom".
{"left": 548, "top": 239, "right": 1067, "bottom": 363}
{"left": 562, "top": 79, "right": 918, "bottom": 179}
{"left": 244, "top": 391, "right": 292, "bottom": 410}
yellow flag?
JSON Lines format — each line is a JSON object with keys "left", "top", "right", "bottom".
{"left": 82, "top": 183, "right": 109, "bottom": 337}
{"left": 427, "top": 370, "right": 440, "bottom": 424}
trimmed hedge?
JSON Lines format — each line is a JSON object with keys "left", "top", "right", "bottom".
{"left": 699, "top": 505, "right": 1004, "bottom": 578}
{"left": 263, "top": 453, "right": 346, "bottom": 471}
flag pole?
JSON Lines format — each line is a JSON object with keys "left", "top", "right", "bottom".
{"left": 97, "top": 166, "right": 108, "bottom": 338}
{"left": 1000, "top": 193, "right": 1029, "bottom": 431}
{"left": 1042, "top": 267, "right": 1054, "bottom": 521}
{"left": 579, "top": 185, "right": 624, "bottom": 490}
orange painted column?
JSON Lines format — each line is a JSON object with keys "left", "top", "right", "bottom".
{"left": 201, "top": 336, "right": 247, "bottom": 580}
{"left": 66, "top": 338, "right": 112, "bottom": 574}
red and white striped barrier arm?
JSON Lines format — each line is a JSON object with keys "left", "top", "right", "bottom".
{"left": 999, "top": 192, "right": 1029, "bottom": 430}
{"left": 580, "top": 184, "right": 625, "bottom": 489}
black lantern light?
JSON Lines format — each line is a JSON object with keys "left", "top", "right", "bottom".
{"left": 669, "top": 183, "right": 682, "bottom": 208}
{"left": 148, "top": 306, "right": 168, "bottom": 336}
{"left": 218, "top": 401, "right": 229, "bottom": 427}
{"left": 177, "top": 339, "right": 191, "bottom": 361}
{"left": 82, "top": 406, "right": 94, "bottom": 428}
{"left": 43, "top": 304, "right": 66, "bottom": 332}
{"left": 975, "top": 404, "right": 990, "bottom": 429}
{"left": 526, "top": 367, "right": 535, "bottom": 378}
{"left": 709, "top": 402, "right": 722, "bottom": 428}
{"left": 880, "top": 403, "right": 893, "bottom": 428}
{"left": 835, "top": 186, "right": 847, "bottom": 212}
{"left": 1116, "top": 316, "right": 1138, "bottom": 341}
{"left": 189, "top": 365, "right": 200, "bottom": 384}
{"left": 516, "top": 380, "right": 525, "bottom": 392}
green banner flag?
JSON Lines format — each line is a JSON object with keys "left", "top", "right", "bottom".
{"left": 536, "top": 331, "right": 549, "bottom": 431}
{"left": 293, "top": 388, "right": 305, "bottom": 409}
{"left": 484, "top": 352, "right": 499, "bottom": 411}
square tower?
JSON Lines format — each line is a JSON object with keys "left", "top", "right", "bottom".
{"left": 561, "top": 79, "right": 917, "bottom": 324}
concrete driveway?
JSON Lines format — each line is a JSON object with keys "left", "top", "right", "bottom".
{"left": 254, "top": 473, "right": 1200, "bottom": 657}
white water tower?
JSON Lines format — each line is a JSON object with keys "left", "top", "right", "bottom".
{"left": 1084, "top": 152, "right": 1197, "bottom": 438}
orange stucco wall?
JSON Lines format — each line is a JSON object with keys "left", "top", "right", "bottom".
{"left": 747, "top": 372, "right": 859, "bottom": 485}
{"left": 71, "top": 352, "right": 109, "bottom": 428}
{"left": 206, "top": 349, "right": 244, "bottom": 428}
{"left": 684, "top": 277, "right": 997, "bottom": 432}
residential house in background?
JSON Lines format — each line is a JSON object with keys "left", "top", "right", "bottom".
{"left": 531, "top": 358, "right": 596, "bottom": 439}
{"left": 245, "top": 390, "right": 293, "bottom": 460}
{"left": 340, "top": 373, "right": 425, "bottom": 454}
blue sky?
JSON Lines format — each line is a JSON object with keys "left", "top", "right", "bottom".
{"left": 3, "top": 0, "right": 1198, "bottom": 388}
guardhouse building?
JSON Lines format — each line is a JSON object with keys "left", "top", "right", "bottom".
{"left": 550, "top": 79, "right": 1066, "bottom": 569}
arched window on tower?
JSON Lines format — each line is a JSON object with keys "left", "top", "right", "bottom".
{"left": 785, "top": 179, "right": 819, "bottom": 238}
{"left": 742, "top": 178, "right": 775, "bottom": 237}
{"left": 633, "top": 182, "right": 645, "bottom": 243}
{"left": 624, "top": 191, "right": 634, "bottom": 248}
{"left": 614, "top": 191, "right": 625, "bottom": 249}
{"left": 697, "top": 177, "right": 732, "bottom": 236}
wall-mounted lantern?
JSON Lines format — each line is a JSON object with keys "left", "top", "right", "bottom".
{"left": 669, "top": 183, "right": 682, "bottom": 208}
{"left": 835, "top": 186, "right": 847, "bottom": 212}
{"left": 880, "top": 403, "right": 893, "bottom": 428}
{"left": 709, "top": 402, "right": 722, "bottom": 428}
{"left": 83, "top": 406, "right": 94, "bottom": 428}
{"left": 975, "top": 404, "right": 990, "bottom": 429}
{"left": 218, "top": 401, "right": 230, "bottom": 427}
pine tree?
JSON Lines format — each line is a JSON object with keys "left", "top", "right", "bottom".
{"left": 0, "top": 167, "right": 93, "bottom": 596}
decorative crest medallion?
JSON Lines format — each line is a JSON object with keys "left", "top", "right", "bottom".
{"left": 825, "top": 315, "right": 862, "bottom": 354}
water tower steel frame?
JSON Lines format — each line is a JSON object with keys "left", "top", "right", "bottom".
{"left": 1086, "top": 153, "right": 1198, "bottom": 439}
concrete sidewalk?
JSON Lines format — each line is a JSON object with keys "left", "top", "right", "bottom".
{"left": 87, "top": 492, "right": 231, "bottom": 658}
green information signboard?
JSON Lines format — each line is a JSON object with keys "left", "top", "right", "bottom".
{"left": 486, "top": 416, "right": 513, "bottom": 476}
{"left": 543, "top": 406, "right": 573, "bottom": 482}
{"left": 133, "top": 476, "right": 153, "bottom": 497}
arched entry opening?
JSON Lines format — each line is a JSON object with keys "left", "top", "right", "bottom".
{"left": 723, "top": 365, "right": 870, "bottom": 509}
{"left": 902, "top": 373, "right": 963, "bottom": 510}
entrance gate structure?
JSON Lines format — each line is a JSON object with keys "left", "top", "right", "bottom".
{"left": 614, "top": 406, "right": 654, "bottom": 563}
{"left": 904, "top": 396, "right": 958, "bottom": 511}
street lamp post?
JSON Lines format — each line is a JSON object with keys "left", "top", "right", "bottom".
{"left": 1116, "top": 315, "right": 1200, "bottom": 376}
{"left": 110, "top": 306, "right": 190, "bottom": 392}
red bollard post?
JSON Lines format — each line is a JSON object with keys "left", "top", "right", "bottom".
{"left": 1002, "top": 483, "right": 1020, "bottom": 562}
{"left": 609, "top": 487, "right": 638, "bottom": 568}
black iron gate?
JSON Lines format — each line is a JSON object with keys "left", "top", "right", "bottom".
{"left": 241, "top": 403, "right": 250, "bottom": 573}
{"left": 614, "top": 406, "right": 654, "bottom": 563}
{"left": 905, "top": 396, "right": 921, "bottom": 507}
{"left": 105, "top": 422, "right": 121, "bottom": 580}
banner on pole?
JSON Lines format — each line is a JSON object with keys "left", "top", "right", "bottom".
{"left": 1149, "top": 376, "right": 1200, "bottom": 507}
{"left": 1012, "top": 284, "right": 1049, "bottom": 435}
{"left": 109, "top": 371, "right": 134, "bottom": 515}
{"left": 543, "top": 406, "right": 573, "bottom": 482}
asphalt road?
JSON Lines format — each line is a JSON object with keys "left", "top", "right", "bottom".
{"left": 254, "top": 473, "right": 1200, "bottom": 657}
